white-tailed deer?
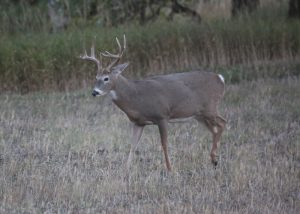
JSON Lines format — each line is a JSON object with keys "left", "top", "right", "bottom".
{"left": 80, "top": 35, "right": 226, "bottom": 171}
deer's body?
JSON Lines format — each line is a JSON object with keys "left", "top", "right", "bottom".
{"left": 81, "top": 35, "right": 226, "bottom": 172}
{"left": 112, "top": 71, "right": 225, "bottom": 126}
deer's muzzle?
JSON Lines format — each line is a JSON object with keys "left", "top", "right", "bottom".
{"left": 92, "top": 88, "right": 105, "bottom": 97}
{"left": 92, "top": 90, "right": 99, "bottom": 97}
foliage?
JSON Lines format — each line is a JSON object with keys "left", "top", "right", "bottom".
{"left": 288, "top": 0, "right": 300, "bottom": 18}
{"left": 231, "top": 0, "right": 259, "bottom": 16}
{"left": 0, "top": 1, "right": 299, "bottom": 92}
{"left": 0, "top": 0, "right": 198, "bottom": 32}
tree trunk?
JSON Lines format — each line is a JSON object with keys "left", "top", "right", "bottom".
{"left": 170, "top": 0, "right": 201, "bottom": 22}
{"left": 288, "top": 0, "right": 300, "bottom": 18}
{"left": 232, "top": 0, "right": 259, "bottom": 17}
{"left": 48, "top": 0, "right": 69, "bottom": 32}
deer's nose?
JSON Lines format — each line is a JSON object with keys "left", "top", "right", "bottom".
{"left": 92, "top": 90, "right": 99, "bottom": 97}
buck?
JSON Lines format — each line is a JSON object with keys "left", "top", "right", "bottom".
{"left": 80, "top": 35, "right": 226, "bottom": 171}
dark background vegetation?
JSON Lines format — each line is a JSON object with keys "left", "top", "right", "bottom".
{"left": 0, "top": 0, "right": 300, "bottom": 92}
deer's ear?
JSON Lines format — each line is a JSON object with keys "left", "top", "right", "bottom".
{"left": 112, "top": 62, "right": 129, "bottom": 76}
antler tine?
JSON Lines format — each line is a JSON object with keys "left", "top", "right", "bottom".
{"left": 101, "top": 35, "right": 126, "bottom": 58}
{"left": 101, "top": 51, "right": 120, "bottom": 58}
{"left": 80, "top": 43, "right": 102, "bottom": 71}
{"left": 90, "top": 45, "right": 95, "bottom": 58}
{"left": 123, "top": 34, "right": 126, "bottom": 50}
{"left": 116, "top": 37, "right": 122, "bottom": 53}
{"left": 102, "top": 35, "right": 127, "bottom": 71}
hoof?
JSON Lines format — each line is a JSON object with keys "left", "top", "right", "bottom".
{"left": 212, "top": 160, "right": 218, "bottom": 167}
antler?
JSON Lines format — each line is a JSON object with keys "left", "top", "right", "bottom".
{"left": 102, "top": 35, "right": 126, "bottom": 70}
{"left": 80, "top": 43, "right": 102, "bottom": 72}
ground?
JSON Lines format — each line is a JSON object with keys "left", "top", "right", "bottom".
{"left": 0, "top": 76, "right": 299, "bottom": 213}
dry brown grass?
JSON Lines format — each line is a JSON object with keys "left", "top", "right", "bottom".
{"left": 0, "top": 76, "right": 299, "bottom": 213}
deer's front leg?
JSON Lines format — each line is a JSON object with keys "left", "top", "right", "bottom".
{"left": 158, "top": 120, "right": 172, "bottom": 171}
{"left": 126, "top": 123, "right": 144, "bottom": 172}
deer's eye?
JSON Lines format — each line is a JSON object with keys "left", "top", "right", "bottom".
{"left": 103, "top": 77, "right": 109, "bottom": 82}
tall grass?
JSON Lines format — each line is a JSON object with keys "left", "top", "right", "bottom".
{"left": 0, "top": 1, "right": 49, "bottom": 34}
{"left": 0, "top": 2, "right": 300, "bottom": 92}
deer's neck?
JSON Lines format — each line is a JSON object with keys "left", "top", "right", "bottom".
{"left": 111, "top": 75, "right": 137, "bottom": 110}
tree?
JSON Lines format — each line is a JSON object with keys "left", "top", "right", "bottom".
{"left": 48, "top": 0, "right": 69, "bottom": 32}
{"left": 96, "top": 0, "right": 201, "bottom": 26}
{"left": 232, "top": 0, "right": 259, "bottom": 17}
{"left": 288, "top": 0, "right": 300, "bottom": 18}
{"left": 170, "top": 0, "right": 201, "bottom": 22}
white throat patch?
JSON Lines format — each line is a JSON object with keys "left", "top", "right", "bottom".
{"left": 110, "top": 90, "right": 118, "bottom": 100}
{"left": 218, "top": 74, "right": 225, "bottom": 83}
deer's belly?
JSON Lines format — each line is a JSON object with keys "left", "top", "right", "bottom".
{"left": 168, "top": 116, "right": 195, "bottom": 123}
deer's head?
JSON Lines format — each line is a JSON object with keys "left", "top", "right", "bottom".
{"left": 80, "top": 35, "right": 128, "bottom": 97}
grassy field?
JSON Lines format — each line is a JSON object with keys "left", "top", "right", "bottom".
{"left": 0, "top": 75, "right": 299, "bottom": 213}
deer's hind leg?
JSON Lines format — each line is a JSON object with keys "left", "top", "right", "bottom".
{"left": 196, "top": 114, "right": 226, "bottom": 166}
